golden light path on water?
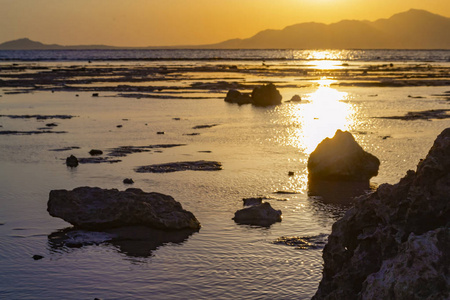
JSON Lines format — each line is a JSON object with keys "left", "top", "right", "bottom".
{"left": 284, "top": 77, "right": 355, "bottom": 154}
{"left": 272, "top": 76, "right": 358, "bottom": 193}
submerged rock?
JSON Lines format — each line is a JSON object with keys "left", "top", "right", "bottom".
{"left": 233, "top": 202, "right": 282, "bottom": 226}
{"left": 135, "top": 160, "right": 222, "bottom": 173}
{"left": 313, "top": 128, "right": 450, "bottom": 299}
{"left": 273, "top": 233, "right": 328, "bottom": 250}
{"left": 48, "top": 187, "right": 201, "bottom": 230}
{"left": 307, "top": 130, "right": 380, "bottom": 202}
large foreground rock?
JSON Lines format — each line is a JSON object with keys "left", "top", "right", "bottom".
{"left": 48, "top": 187, "right": 201, "bottom": 230}
{"left": 313, "top": 128, "right": 450, "bottom": 299}
{"left": 308, "top": 130, "right": 380, "bottom": 202}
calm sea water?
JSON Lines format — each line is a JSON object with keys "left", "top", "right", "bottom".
{"left": 0, "top": 50, "right": 449, "bottom": 299}
{"left": 1, "top": 49, "right": 449, "bottom": 62}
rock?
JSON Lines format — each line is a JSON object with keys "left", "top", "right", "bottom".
{"left": 135, "top": 160, "right": 222, "bottom": 173}
{"left": 313, "top": 128, "right": 450, "bottom": 299}
{"left": 377, "top": 109, "right": 450, "bottom": 121}
{"left": 273, "top": 233, "right": 328, "bottom": 250}
{"left": 89, "top": 149, "right": 103, "bottom": 156}
{"left": 45, "top": 122, "right": 58, "bottom": 127}
{"left": 66, "top": 155, "right": 79, "bottom": 167}
{"left": 32, "top": 255, "right": 44, "bottom": 260}
{"left": 224, "top": 89, "right": 252, "bottom": 105}
{"left": 116, "top": 125, "right": 122, "bottom": 128}
{"left": 251, "top": 83, "right": 282, "bottom": 107}
{"left": 157, "top": 131, "right": 165, "bottom": 135}
{"left": 224, "top": 83, "right": 282, "bottom": 107}
{"left": 77, "top": 157, "right": 122, "bottom": 164}
{"left": 48, "top": 187, "right": 201, "bottom": 230}
{"left": 92, "top": 93, "right": 99, "bottom": 97}
{"left": 288, "top": 95, "right": 302, "bottom": 102}
{"left": 242, "top": 197, "right": 263, "bottom": 206}
{"left": 233, "top": 202, "right": 282, "bottom": 226}
{"left": 192, "top": 124, "right": 219, "bottom": 129}
{"left": 307, "top": 130, "right": 380, "bottom": 202}
{"left": 123, "top": 178, "right": 134, "bottom": 184}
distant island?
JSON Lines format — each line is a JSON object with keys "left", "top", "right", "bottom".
{"left": 1, "top": 9, "right": 449, "bottom": 50}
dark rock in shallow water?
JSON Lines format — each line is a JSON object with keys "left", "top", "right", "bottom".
{"left": 107, "top": 144, "right": 185, "bottom": 157}
{"left": 224, "top": 89, "right": 252, "bottom": 105}
{"left": 251, "top": 83, "right": 282, "bottom": 107}
{"left": 0, "top": 130, "right": 67, "bottom": 135}
{"left": 242, "top": 197, "right": 263, "bottom": 206}
{"left": 377, "top": 109, "right": 450, "bottom": 121}
{"left": 192, "top": 124, "right": 219, "bottom": 129}
{"left": 135, "top": 160, "right": 222, "bottom": 173}
{"left": 287, "top": 94, "right": 302, "bottom": 102}
{"left": 307, "top": 130, "right": 380, "bottom": 203}
{"left": 0, "top": 114, "right": 74, "bottom": 120}
{"left": 48, "top": 187, "right": 201, "bottom": 230}
{"left": 89, "top": 149, "right": 103, "bottom": 156}
{"left": 123, "top": 178, "right": 134, "bottom": 184}
{"left": 65, "top": 155, "right": 78, "bottom": 167}
{"left": 224, "top": 83, "right": 282, "bottom": 107}
{"left": 273, "top": 233, "right": 328, "bottom": 250}
{"left": 77, "top": 157, "right": 122, "bottom": 164}
{"left": 233, "top": 202, "right": 282, "bottom": 226}
{"left": 313, "top": 128, "right": 450, "bottom": 299}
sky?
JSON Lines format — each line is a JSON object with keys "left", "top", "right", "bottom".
{"left": 1, "top": 0, "right": 450, "bottom": 47}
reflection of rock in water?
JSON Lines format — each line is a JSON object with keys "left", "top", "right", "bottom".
{"left": 307, "top": 130, "right": 380, "bottom": 203}
{"left": 273, "top": 233, "right": 329, "bottom": 250}
{"left": 48, "top": 226, "right": 196, "bottom": 258}
{"left": 308, "top": 180, "right": 376, "bottom": 204}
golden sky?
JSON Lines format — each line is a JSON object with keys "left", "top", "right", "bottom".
{"left": 1, "top": 0, "right": 449, "bottom": 46}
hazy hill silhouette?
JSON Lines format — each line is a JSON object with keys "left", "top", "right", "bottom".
{"left": 208, "top": 9, "right": 450, "bottom": 49}
{"left": 1, "top": 9, "right": 449, "bottom": 50}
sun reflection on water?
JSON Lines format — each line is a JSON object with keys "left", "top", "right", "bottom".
{"left": 280, "top": 77, "right": 356, "bottom": 154}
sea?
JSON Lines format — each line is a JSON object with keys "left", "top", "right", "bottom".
{"left": 0, "top": 49, "right": 449, "bottom": 299}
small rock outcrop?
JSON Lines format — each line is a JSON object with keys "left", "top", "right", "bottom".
{"left": 89, "top": 149, "right": 103, "bottom": 156}
{"left": 233, "top": 202, "right": 282, "bottom": 226}
{"left": 313, "top": 128, "right": 450, "bottom": 299}
{"left": 66, "top": 155, "right": 79, "bottom": 167}
{"left": 48, "top": 187, "right": 201, "bottom": 230}
{"left": 224, "top": 83, "right": 282, "bottom": 107}
{"left": 251, "top": 83, "right": 282, "bottom": 107}
{"left": 224, "top": 89, "right": 252, "bottom": 105}
{"left": 307, "top": 130, "right": 380, "bottom": 202}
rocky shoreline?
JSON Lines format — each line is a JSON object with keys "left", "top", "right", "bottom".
{"left": 313, "top": 128, "right": 450, "bottom": 299}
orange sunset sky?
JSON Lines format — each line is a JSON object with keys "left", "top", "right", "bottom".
{"left": 1, "top": 0, "right": 450, "bottom": 47}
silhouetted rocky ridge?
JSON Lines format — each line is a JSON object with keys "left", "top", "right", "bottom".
{"left": 313, "top": 128, "right": 450, "bottom": 299}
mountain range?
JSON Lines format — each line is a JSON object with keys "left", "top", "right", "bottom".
{"left": 1, "top": 9, "right": 449, "bottom": 50}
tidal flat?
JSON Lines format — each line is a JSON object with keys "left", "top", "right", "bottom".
{"left": 1, "top": 59, "right": 449, "bottom": 299}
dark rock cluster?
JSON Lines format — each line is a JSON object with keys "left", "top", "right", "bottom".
{"left": 313, "top": 128, "right": 450, "bottom": 299}
{"left": 225, "top": 83, "right": 282, "bottom": 107}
